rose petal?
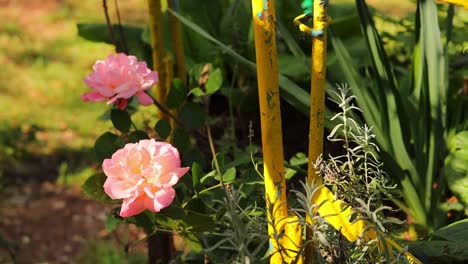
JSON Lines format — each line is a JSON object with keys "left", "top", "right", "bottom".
{"left": 120, "top": 196, "right": 146, "bottom": 217}
{"left": 136, "top": 91, "right": 153, "bottom": 105}
{"left": 81, "top": 92, "right": 107, "bottom": 102}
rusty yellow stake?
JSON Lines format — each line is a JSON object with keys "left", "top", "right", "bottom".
{"left": 294, "top": 2, "right": 422, "bottom": 263}
{"left": 148, "top": 0, "right": 169, "bottom": 121}
{"left": 252, "top": 0, "right": 302, "bottom": 263}
{"left": 168, "top": 0, "right": 187, "bottom": 85}
{"left": 438, "top": 0, "right": 468, "bottom": 9}
{"left": 307, "top": 1, "right": 328, "bottom": 186}
{"left": 302, "top": 2, "right": 329, "bottom": 261}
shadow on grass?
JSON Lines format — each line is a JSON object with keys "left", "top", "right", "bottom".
{"left": 0, "top": 122, "right": 98, "bottom": 187}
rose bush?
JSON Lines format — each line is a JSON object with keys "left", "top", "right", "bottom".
{"left": 102, "top": 139, "right": 189, "bottom": 217}
{"left": 81, "top": 53, "right": 157, "bottom": 110}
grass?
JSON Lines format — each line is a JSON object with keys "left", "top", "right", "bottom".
{"left": 0, "top": 0, "right": 148, "bottom": 184}
{"left": 74, "top": 239, "right": 147, "bottom": 264}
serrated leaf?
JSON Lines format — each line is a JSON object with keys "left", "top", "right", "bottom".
{"left": 179, "top": 103, "right": 205, "bottom": 131}
{"left": 154, "top": 119, "right": 171, "bottom": 140}
{"left": 82, "top": 173, "right": 120, "bottom": 204}
{"left": 94, "top": 132, "right": 125, "bottom": 162}
{"left": 110, "top": 109, "right": 131, "bottom": 133}
{"left": 167, "top": 78, "right": 188, "bottom": 109}
{"left": 128, "top": 130, "right": 149, "bottom": 143}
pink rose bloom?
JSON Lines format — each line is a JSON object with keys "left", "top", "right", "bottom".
{"left": 102, "top": 139, "right": 189, "bottom": 217}
{"left": 81, "top": 53, "right": 157, "bottom": 110}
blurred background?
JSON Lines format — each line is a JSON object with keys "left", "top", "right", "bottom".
{"left": 0, "top": 0, "right": 466, "bottom": 263}
{"left": 0, "top": 0, "right": 150, "bottom": 262}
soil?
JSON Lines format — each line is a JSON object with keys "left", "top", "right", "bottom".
{"left": 0, "top": 182, "right": 147, "bottom": 263}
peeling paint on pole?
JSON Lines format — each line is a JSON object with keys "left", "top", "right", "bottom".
{"left": 251, "top": 0, "right": 302, "bottom": 262}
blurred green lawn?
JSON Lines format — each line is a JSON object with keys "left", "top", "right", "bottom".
{"left": 0, "top": 0, "right": 147, "bottom": 184}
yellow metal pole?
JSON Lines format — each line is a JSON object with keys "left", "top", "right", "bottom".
{"left": 168, "top": 0, "right": 187, "bottom": 85}
{"left": 148, "top": 0, "right": 169, "bottom": 121}
{"left": 437, "top": 0, "right": 468, "bottom": 9}
{"left": 303, "top": 1, "right": 329, "bottom": 262}
{"left": 294, "top": 4, "right": 423, "bottom": 263}
{"left": 251, "top": 1, "right": 301, "bottom": 263}
{"left": 308, "top": 1, "right": 328, "bottom": 186}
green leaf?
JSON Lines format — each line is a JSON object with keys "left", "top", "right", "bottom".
{"left": 154, "top": 119, "right": 171, "bottom": 140}
{"left": 77, "top": 23, "right": 151, "bottom": 62}
{"left": 173, "top": 128, "right": 190, "bottom": 152}
{"left": 215, "top": 167, "right": 236, "bottom": 182}
{"left": 130, "top": 211, "right": 155, "bottom": 233}
{"left": 82, "top": 173, "right": 120, "bottom": 204}
{"left": 161, "top": 205, "right": 186, "bottom": 220}
{"left": 278, "top": 54, "right": 309, "bottom": 81}
{"left": 180, "top": 231, "right": 203, "bottom": 252}
{"left": 188, "top": 64, "right": 208, "bottom": 83}
{"left": 128, "top": 130, "right": 149, "bottom": 143}
{"left": 94, "top": 132, "right": 125, "bottom": 162}
{"left": 409, "top": 233, "right": 468, "bottom": 263}
{"left": 182, "top": 147, "right": 207, "bottom": 169}
{"left": 185, "top": 197, "right": 207, "bottom": 214}
{"left": 189, "top": 87, "right": 205, "bottom": 97}
{"left": 167, "top": 78, "right": 187, "bottom": 109}
{"left": 290, "top": 152, "right": 308, "bottom": 166}
{"left": 432, "top": 219, "right": 468, "bottom": 242}
{"left": 444, "top": 131, "right": 468, "bottom": 214}
{"left": 183, "top": 212, "right": 216, "bottom": 233}
{"left": 212, "top": 152, "right": 225, "bottom": 170}
{"left": 110, "top": 109, "right": 131, "bottom": 133}
{"left": 105, "top": 213, "right": 122, "bottom": 231}
{"left": 179, "top": 103, "right": 205, "bottom": 131}
{"left": 191, "top": 162, "right": 204, "bottom": 188}
{"left": 153, "top": 214, "right": 179, "bottom": 231}
{"left": 205, "top": 68, "right": 223, "bottom": 95}
{"left": 201, "top": 155, "right": 252, "bottom": 183}
{"left": 285, "top": 168, "right": 297, "bottom": 180}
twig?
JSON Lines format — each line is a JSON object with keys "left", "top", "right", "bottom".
{"left": 114, "top": 0, "right": 128, "bottom": 54}
{"left": 102, "top": 0, "right": 119, "bottom": 52}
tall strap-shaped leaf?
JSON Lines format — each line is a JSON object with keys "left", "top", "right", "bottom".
{"left": 411, "top": 0, "right": 447, "bottom": 229}
{"left": 354, "top": 0, "right": 417, "bottom": 182}
{"left": 353, "top": 0, "right": 429, "bottom": 227}
{"left": 329, "top": 11, "right": 426, "bottom": 228}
